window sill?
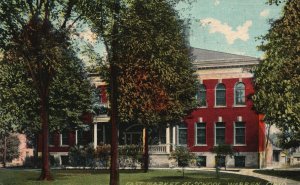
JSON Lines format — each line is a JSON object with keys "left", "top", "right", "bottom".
{"left": 195, "top": 144, "right": 207, "bottom": 146}
{"left": 233, "top": 105, "right": 246, "bottom": 108}
{"left": 234, "top": 144, "right": 246, "bottom": 146}
{"left": 60, "top": 145, "right": 69, "bottom": 147}
{"left": 49, "top": 145, "right": 55, "bottom": 147}
{"left": 214, "top": 106, "right": 227, "bottom": 108}
{"left": 197, "top": 106, "right": 208, "bottom": 109}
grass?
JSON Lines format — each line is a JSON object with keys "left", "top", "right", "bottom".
{"left": 253, "top": 169, "right": 300, "bottom": 182}
{"left": 0, "top": 168, "right": 269, "bottom": 185}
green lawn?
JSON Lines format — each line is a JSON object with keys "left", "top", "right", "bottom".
{"left": 253, "top": 169, "right": 300, "bottom": 182}
{"left": 0, "top": 169, "right": 269, "bottom": 185}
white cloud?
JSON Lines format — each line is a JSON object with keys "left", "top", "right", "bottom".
{"left": 214, "top": 0, "right": 220, "bottom": 6}
{"left": 200, "top": 18, "right": 252, "bottom": 44}
{"left": 260, "top": 9, "right": 270, "bottom": 17}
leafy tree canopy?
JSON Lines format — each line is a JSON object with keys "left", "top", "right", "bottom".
{"left": 253, "top": 0, "right": 300, "bottom": 148}
{"left": 79, "top": 0, "right": 197, "bottom": 127}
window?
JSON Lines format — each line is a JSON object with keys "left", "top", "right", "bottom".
{"left": 196, "top": 123, "right": 206, "bottom": 145}
{"left": 196, "top": 156, "right": 207, "bottom": 167}
{"left": 273, "top": 151, "right": 280, "bottom": 162}
{"left": 197, "top": 84, "right": 207, "bottom": 107}
{"left": 215, "top": 122, "right": 225, "bottom": 145}
{"left": 61, "top": 130, "right": 69, "bottom": 146}
{"left": 77, "top": 129, "right": 90, "bottom": 146}
{"left": 235, "top": 156, "right": 246, "bottom": 167}
{"left": 178, "top": 123, "right": 187, "bottom": 145}
{"left": 235, "top": 122, "right": 246, "bottom": 145}
{"left": 215, "top": 83, "right": 226, "bottom": 106}
{"left": 235, "top": 82, "right": 245, "bottom": 105}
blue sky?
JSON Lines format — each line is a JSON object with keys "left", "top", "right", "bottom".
{"left": 177, "top": 0, "right": 283, "bottom": 57}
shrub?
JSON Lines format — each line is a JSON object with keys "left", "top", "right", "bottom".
{"left": 68, "top": 144, "right": 95, "bottom": 167}
{"left": 170, "top": 146, "right": 195, "bottom": 178}
{"left": 119, "top": 145, "right": 143, "bottom": 169}
{"left": 95, "top": 144, "right": 111, "bottom": 168}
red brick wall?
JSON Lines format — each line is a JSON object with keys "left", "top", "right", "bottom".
{"left": 38, "top": 131, "right": 76, "bottom": 153}
{"left": 185, "top": 78, "right": 262, "bottom": 153}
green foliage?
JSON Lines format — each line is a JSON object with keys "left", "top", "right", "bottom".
{"left": 170, "top": 146, "right": 195, "bottom": 168}
{"left": 211, "top": 144, "right": 236, "bottom": 158}
{"left": 115, "top": 1, "right": 198, "bottom": 126}
{"left": 95, "top": 144, "right": 111, "bottom": 168}
{"left": 253, "top": 0, "right": 300, "bottom": 148}
{"left": 69, "top": 144, "right": 96, "bottom": 167}
{"left": 276, "top": 130, "right": 300, "bottom": 149}
{"left": 211, "top": 144, "right": 236, "bottom": 172}
{"left": 170, "top": 146, "right": 195, "bottom": 178}
{"left": 0, "top": 56, "right": 93, "bottom": 134}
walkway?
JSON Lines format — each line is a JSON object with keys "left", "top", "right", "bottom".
{"left": 152, "top": 167, "right": 299, "bottom": 185}
{"left": 222, "top": 169, "right": 299, "bottom": 185}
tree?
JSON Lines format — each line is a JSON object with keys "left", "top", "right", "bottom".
{"left": 170, "top": 146, "right": 195, "bottom": 178}
{"left": 0, "top": 134, "right": 20, "bottom": 168}
{"left": 78, "top": 0, "right": 196, "bottom": 183}
{"left": 116, "top": 0, "right": 197, "bottom": 173}
{"left": 211, "top": 144, "right": 236, "bottom": 177}
{"left": 252, "top": 0, "right": 300, "bottom": 149}
{"left": 0, "top": 0, "right": 91, "bottom": 180}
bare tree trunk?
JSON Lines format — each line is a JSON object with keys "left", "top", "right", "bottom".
{"left": 39, "top": 95, "right": 52, "bottom": 180}
{"left": 264, "top": 123, "right": 272, "bottom": 168}
{"left": 143, "top": 128, "right": 149, "bottom": 173}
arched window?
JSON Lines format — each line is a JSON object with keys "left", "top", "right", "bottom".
{"left": 215, "top": 83, "right": 226, "bottom": 106}
{"left": 197, "top": 84, "right": 207, "bottom": 107}
{"left": 235, "top": 82, "right": 245, "bottom": 105}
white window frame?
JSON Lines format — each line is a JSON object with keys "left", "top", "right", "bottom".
{"left": 234, "top": 122, "right": 246, "bottom": 146}
{"left": 60, "top": 131, "right": 69, "bottom": 146}
{"left": 215, "top": 83, "right": 226, "bottom": 107}
{"left": 195, "top": 122, "right": 207, "bottom": 146}
{"left": 214, "top": 122, "right": 225, "bottom": 146}
{"left": 234, "top": 82, "right": 246, "bottom": 107}
{"left": 177, "top": 124, "right": 188, "bottom": 146}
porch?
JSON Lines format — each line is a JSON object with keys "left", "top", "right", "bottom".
{"left": 91, "top": 116, "right": 182, "bottom": 154}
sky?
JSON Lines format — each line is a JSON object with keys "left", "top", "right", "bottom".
{"left": 177, "top": 0, "right": 284, "bottom": 58}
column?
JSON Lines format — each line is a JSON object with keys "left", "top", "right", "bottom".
{"left": 172, "top": 126, "right": 176, "bottom": 151}
{"left": 166, "top": 126, "right": 170, "bottom": 153}
{"left": 142, "top": 128, "right": 146, "bottom": 152}
{"left": 93, "top": 123, "right": 97, "bottom": 149}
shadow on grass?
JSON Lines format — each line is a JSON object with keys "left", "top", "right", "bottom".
{"left": 254, "top": 169, "right": 300, "bottom": 182}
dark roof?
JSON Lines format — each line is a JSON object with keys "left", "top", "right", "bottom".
{"left": 191, "top": 48, "right": 260, "bottom": 69}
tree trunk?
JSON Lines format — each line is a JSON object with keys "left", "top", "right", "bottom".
{"left": 109, "top": 1, "right": 120, "bottom": 185}
{"left": 39, "top": 96, "right": 52, "bottom": 180}
{"left": 264, "top": 123, "right": 272, "bottom": 168}
{"left": 3, "top": 136, "right": 7, "bottom": 168}
{"left": 109, "top": 65, "right": 119, "bottom": 185}
{"left": 143, "top": 128, "right": 149, "bottom": 173}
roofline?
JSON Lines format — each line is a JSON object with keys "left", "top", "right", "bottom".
{"left": 190, "top": 47, "right": 259, "bottom": 60}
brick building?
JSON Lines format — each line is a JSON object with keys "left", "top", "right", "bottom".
{"left": 38, "top": 48, "right": 266, "bottom": 168}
